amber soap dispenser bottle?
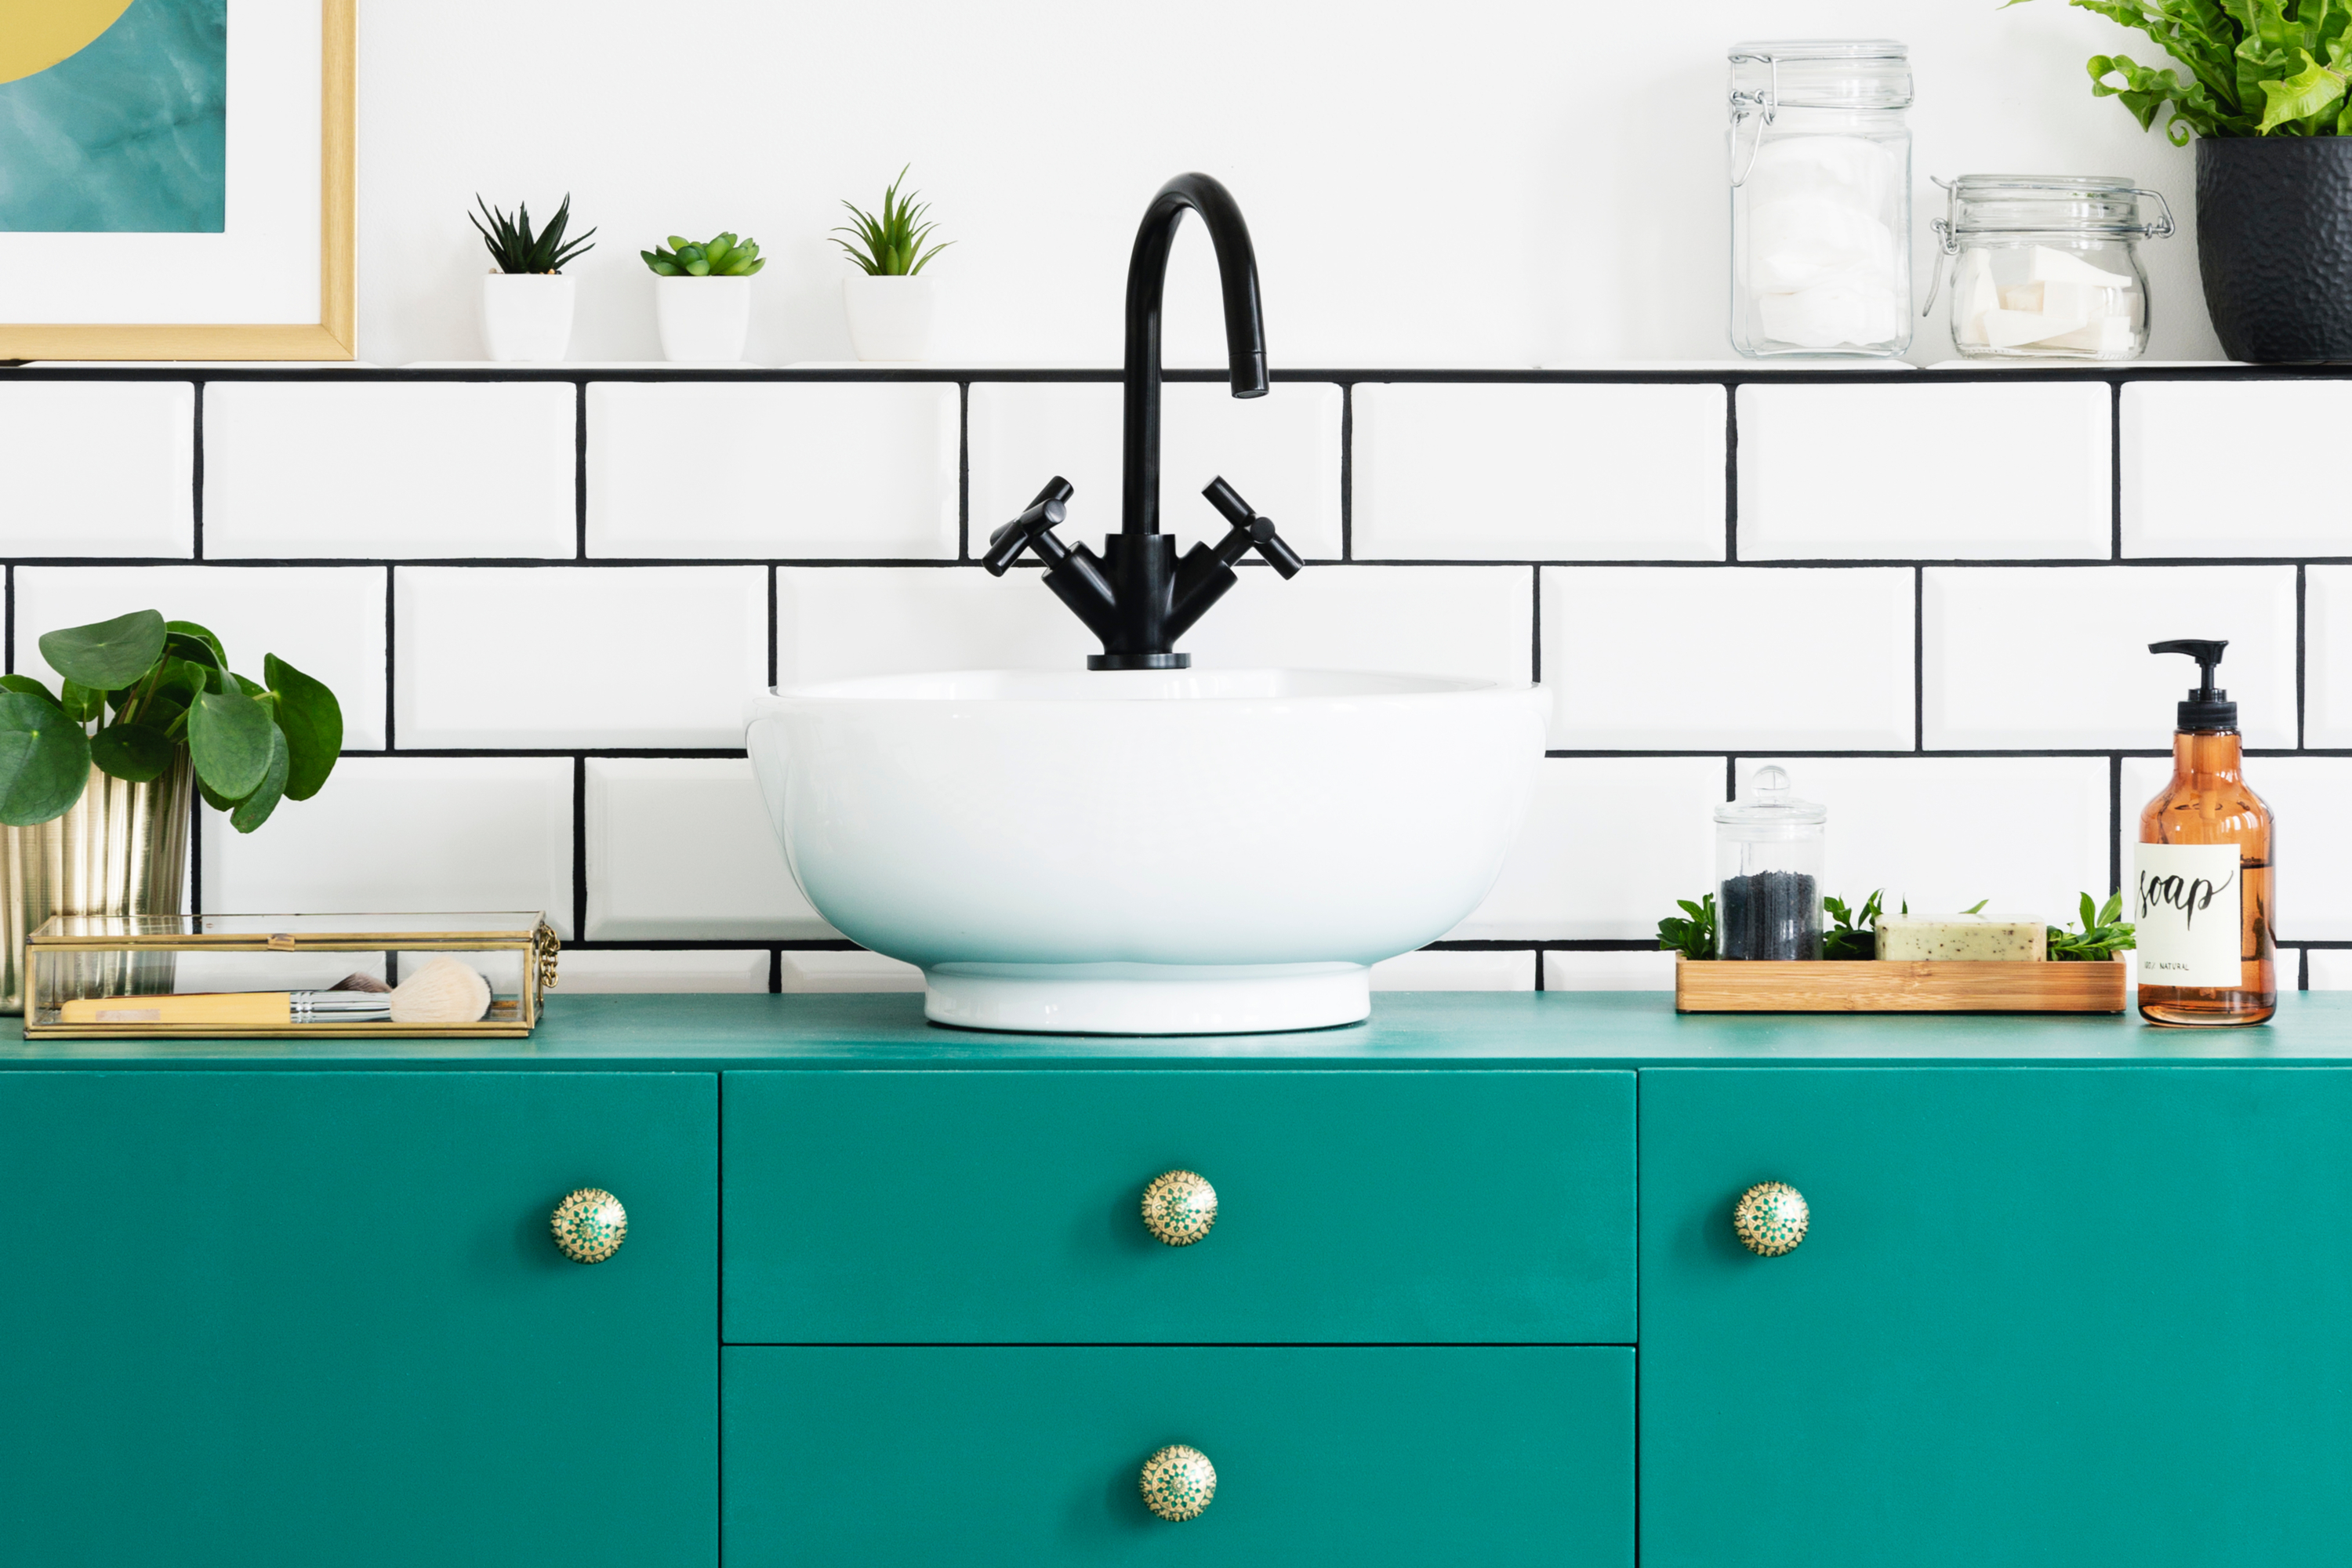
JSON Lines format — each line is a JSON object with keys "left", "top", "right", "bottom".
{"left": 2135, "top": 639, "right": 2275, "bottom": 1025}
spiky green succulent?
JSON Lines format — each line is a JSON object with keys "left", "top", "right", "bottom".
{"left": 470, "top": 194, "right": 595, "bottom": 274}
{"left": 832, "top": 165, "right": 952, "bottom": 275}
{"left": 641, "top": 232, "right": 764, "bottom": 278}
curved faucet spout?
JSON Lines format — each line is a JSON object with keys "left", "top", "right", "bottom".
{"left": 1122, "top": 172, "right": 1266, "bottom": 537}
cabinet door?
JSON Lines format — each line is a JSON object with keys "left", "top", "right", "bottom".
{"left": 725, "top": 1345, "right": 1632, "bottom": 1566}
{"left": 724, "top": 1069, "right": 1633, "bottom": 1344}
{"left": 0, "top": 1072, "right": 716, "bottom": 1568}
{"left": 1641, "top": 1067, "right": 2352, "bottom": 1568}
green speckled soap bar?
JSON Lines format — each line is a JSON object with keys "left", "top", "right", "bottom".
{"left": 1875, "top": 913, "right": 2046, "bottom": 961}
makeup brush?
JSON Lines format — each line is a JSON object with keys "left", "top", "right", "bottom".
{"left": 59, "top": 956, "right": 496, "bottom": 1027}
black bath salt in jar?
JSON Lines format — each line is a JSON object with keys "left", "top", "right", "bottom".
{"left": 1715, "top": 766, "right": 1827, "bottom": 960}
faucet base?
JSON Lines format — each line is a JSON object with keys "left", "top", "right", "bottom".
{"left": 1088, "top": 652, "right": 1192, "bottom": 671}
{"left": 923, "top": 960, "right": 1371, "bottom": 1035}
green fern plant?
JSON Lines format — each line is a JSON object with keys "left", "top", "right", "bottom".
{"left": 2006, "top": 0, "right": 2352, "bottom": 140}
{"left": 832, "top": 165, "right": 952, "bottom": 275}
{"left": 470, "top": 194, "right": 596, "bottom": 274}
{"left": 641, "top": 232, "right": 764, "bottom": 277}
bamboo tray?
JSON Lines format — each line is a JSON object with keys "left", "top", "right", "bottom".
{"left": 1674, "top": 953, "right": 2127, "bottom": 1013}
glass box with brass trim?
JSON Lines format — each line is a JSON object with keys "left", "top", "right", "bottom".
{"left": 24, "top": 913, "right": 559, "bottom": 1039}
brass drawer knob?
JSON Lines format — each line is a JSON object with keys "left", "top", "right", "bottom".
{"left": 1140, "top": 1169, "right": 1217, "bottom": 1247}
{"left": 551, "top": 1187, "right": 628, "bottom": 1264}
{"left": 1139, "top": 1443, "right": 1216, "bottom": 1521}
{"left": 1733, "top": 1181, "right": 1808, "bottom": 1257}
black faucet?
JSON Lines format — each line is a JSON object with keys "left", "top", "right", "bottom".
{"left": 982, "top": 172, "right": 1303, "bottom": 670}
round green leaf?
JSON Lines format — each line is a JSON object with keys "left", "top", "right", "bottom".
{"left": 58, "top": 680, "right": 106, "bottom": 724}
{"left": 165, "top": 619, "right": 228, "bottom": 668}
{"left": 263, "top": 653, "right": 343, "bottom": 802}
{"left": 90, "top": 722, "right": 176, "bottom": 784}
{"left": 0, "top": 691, "right": 93, "bottom": 826}
{"left": 0, "top": 674, "right": 60, "bottom": 704}
{"left": 38, "top": 610, "right": 167, "bottom": 691}
{"left": 230, "top": 724, "right": 290, "bottom": 834}
{"left": 188, "top": 686, "right": 275, "bottom": 800}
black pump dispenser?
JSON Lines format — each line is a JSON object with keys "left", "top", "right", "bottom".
{"left": 2151, "top": 638, "right": 2237, "bottom": 731}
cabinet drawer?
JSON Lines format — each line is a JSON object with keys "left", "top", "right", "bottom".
{"left": 725, "top": 1345, "right": 1630, "bottom": 1566}
{"left": 1641, "top": 1067, "right": 2352, "bottom": 1568}
{"left": 0, "top": 1071, "right": 717, "bottom": 1568}
{"left": 723, "top": 1069, "right": 1632, "bottom": 1343}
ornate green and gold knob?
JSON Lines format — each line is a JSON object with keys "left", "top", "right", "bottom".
{"left": 551, "top": 1187, "right": 627, "bottom": 1264}
{"left": 1140, "top": 1170, "right": 1218, "bottom": 1247}
{"left": 1733, "top": 1181, "right": 1808, "bottom": 1257}
{"left": 1139, "top": 1443, "right": 1217, "bottom": 1521}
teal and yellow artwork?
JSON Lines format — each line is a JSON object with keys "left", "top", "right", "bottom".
{"left": 0, "top": 0, "right": 226, "bottom": 232}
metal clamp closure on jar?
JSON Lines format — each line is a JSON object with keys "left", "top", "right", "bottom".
{"left": 1727, "top": 41, "right": 1912, "bottom": 187}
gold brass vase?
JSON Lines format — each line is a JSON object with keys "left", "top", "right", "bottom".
{"left": 0, "top": 757, "right": 193, "bottom": 1014}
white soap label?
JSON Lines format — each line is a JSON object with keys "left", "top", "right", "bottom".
{"left": 2134, "top": 843, "right": 2243, "bottom": 989}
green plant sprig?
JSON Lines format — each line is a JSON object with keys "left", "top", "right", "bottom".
{"left": 832, "top": 165, "right": 952, "bottom": 276}
{"left": 1821, "top": 889, "right": 1888, "bottom": 960}
{"left": 1657, "top": 894, "right": 1719, "bottom": 960}
{"left": 2049, "top": 891, "right": 2136, "bottom": 960}
{"left": 642, "top": 232, "right": 764, "bottom": 278}
{"left": 0, "top": 611, "right": 342, "bottom": 833}
{"left": 471, "top": 194, "right": 596, "bottom": 274}
{"left": 2006, "top": 0, "right": 2352, "bottom": 141}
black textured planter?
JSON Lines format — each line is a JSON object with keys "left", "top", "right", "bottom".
{"left": 2198, "top": 136, "right": 2352, "bottom": 361}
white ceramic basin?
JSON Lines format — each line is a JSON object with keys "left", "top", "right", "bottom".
{"left": 744, "top": 668, "right": 1548, "bottom": 1034}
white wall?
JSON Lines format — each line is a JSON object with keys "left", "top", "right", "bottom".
{"left": 357, "top": 0, "right": 2221, "bottom": 367}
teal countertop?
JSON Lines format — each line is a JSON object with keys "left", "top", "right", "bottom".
{"left": 0, "top": 990, "right": 2347, "bottom": 1069}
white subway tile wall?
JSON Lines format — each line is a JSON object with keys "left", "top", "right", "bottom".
{"left": 969, "top": 381, "right": 1344, "bottom": 559}
{"left": 16, "top": 370, "right": 2336, "bottom": 993}
{"left": 2122, "top": 380, "right": 2352, "bottom": 557}
{"left": 205, "top": 383, "right": 578, "bottom": 559}
{"left": 1740, "top": 382, "right": 2111, "bottom": 561}
{"left": 1923, "top": 565, "right": 2297, "bottom": 750}
{"left": 588, "top": 382, "right": 960, "bottom": 558}
{"left": 0, "top": 382, "right": 194, "bottom": 557}
{"left": 1351, "top": 383, "right": 1726, "bottom": 561}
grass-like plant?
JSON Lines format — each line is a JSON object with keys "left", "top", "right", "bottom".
{"left": 832, "top": 165, "right": 951, "bottom": 275}
{"left": 470, "top": 193, "right": 597, "bottom": 274}
{"left": 642, "top": 232, "right": 765, "bottom": 277}
{"left": 0, "top": 610, "right": 342, "bottom": 832}
{"left": 2008, "top": 0, "right": 2352, "bottom": 139}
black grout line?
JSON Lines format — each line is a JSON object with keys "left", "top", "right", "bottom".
{"left": 1913, "top": 567, "right": 1925, "bottom": 752}
{"left": 2301, "top": 946, "right": 2312, "bottom": 992}
{"left": 1725, "top": 755, "right": 1737, "bottom": 802}
{"left": 2109, "top": 379, "right": 2123, "bottom": 561}
{"left": 766, "top": 568, "right": 778, "bottom": 692}
{"left": 1338, "top": 380, "right": 1355, "bottom": 562}
{"left": 571, "top": 757, "right": 588, "bottom": 942}
{"left": 1529, "top": 568, "right": 1541, "bottom": 684}
{"left": 191, "top": 379, "right": 205, "bottom": 561}
{"left": 1722, "top": 384, "right": 1739, "bottom": 564}
{"left": 2297, "top": 564, "right": 2308, "bottom": 751}
{"left": 0, "top": 553, "right": 2339, "bottom": 571}
{"left": 2, "top": 564, "right": 11, "bottom": 675}
{"left": 381, "top": 568, "right": 396, "bottom": 751}
{"left": 768, "top": 949, "right": 783, "bottom": 993}
{"left": 574, "top": 378, "right": 589, "bottom": 559}
{"left": 956, "top": 380, "right": 971, "bottom": 562}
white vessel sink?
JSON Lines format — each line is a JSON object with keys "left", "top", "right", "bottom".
{"left": 745, "top": 668, "right": 1548, "bottom": 1034}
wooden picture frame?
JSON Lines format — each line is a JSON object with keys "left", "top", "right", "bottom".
{"left": 0, "top": 0, "right": 354, "bottom": 361}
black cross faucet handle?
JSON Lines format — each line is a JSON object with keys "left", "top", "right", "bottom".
{"left": 982, "top": 476, "right": 1077, "bottom": 576}
{"left": 1201, "top": 477, "right": 1304, "bottom": 578}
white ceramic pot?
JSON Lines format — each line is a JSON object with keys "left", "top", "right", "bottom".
{"left": 655, "top": 274, "right": 752, "bottom": 363}
{"left": 840, "top": 273, "right": 937, "bottom": 361}
{"left": 745, "top": 669, "right": 1549, "bottom": 1033}
{"left": 478, "top": 272, "right": 575, "bottom": 363}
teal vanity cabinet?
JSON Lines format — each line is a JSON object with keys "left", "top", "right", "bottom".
{"left": 1640, "top": 1065, "right": 2352, "bottom": 1568}
{"left": 0, "top": 1071, "right": 717, "bottom": 1568}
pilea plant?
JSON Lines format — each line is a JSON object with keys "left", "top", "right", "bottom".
{"left": 641, "top": 232, "right": 764, "bottom": 277}
{"left": 470, "top": 193, "right": 596, "bottom": 273}
{"left": 833, "top": 165, "right": 951, "bottom": 275}
{"left": 0, "top": 611, "right": 343, "bottom": 832}
{"left": 2008, "top": 0, "right": 2352, "bottom": 139}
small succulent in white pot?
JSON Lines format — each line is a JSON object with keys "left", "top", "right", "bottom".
{"left": 833, "top": 166, "right": 951, "bottom": 361}
{"left": 642, "top": 232, "right": 764, "bottom": 362}
{"left": 471, "top": 194, "right": 595, "bottom": 362}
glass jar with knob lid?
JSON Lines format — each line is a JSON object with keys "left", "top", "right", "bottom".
{"left": 1714, "top": 765, "right": 1826, "bottom": 960}
{"left": 1927, "top": 173, "right": 2175, "bottom": 360}
{"left": 1728, "top": 39, "right": 1913, "bottom": 358}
